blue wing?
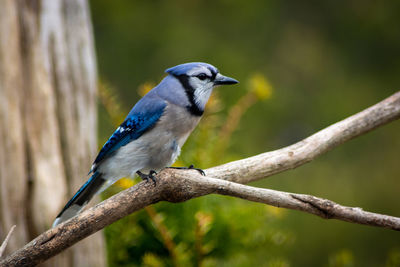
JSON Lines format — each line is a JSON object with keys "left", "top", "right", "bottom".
{"left": 91, "top": 96, "right": 166, "bottom": 172}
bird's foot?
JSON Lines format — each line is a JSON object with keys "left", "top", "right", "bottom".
{"left": 167, "top": 164, "right": 205, "bottom": 176}
{"left": 136, "top": 170, "right": 157, "bottom": 185}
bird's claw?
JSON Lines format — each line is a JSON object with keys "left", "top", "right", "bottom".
{"left": 167, "top": 165, "right": 205, "bottom": 176}
{"left": 137, "top": 170, "right": 157, "bottom": 186}
{"left": 188, "top": 164, "right": 206, "bottom": 176}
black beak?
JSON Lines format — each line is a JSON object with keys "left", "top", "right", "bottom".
{"left": 214, "top": 73, "right": 239, "bottom": 85}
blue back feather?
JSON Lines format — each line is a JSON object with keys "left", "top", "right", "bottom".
{"left": 92, "top": 95, "right": 166, "bottom": 169}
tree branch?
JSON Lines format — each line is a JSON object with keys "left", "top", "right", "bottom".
{"left": 1, "top": 91, "right": 399, "bottom": 266}
{"left": 203, "top": 175, "right": 400, "bottom": 230}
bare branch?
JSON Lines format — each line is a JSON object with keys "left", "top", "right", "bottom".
{"left": 1, "top": 91, "right": 399, "bottom": 266}
{"left": 198, "top": 175, "right": 400, "bottom": 230}
{"left": 0, "top": 225, "right": 16, "bottom": 258}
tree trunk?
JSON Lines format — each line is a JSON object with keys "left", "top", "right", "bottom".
{"left": 0, "top": 0, "right": 105, "bottom": 266}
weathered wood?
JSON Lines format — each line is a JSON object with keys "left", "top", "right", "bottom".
{"left": 0, "top": 0, "right": 29, "bottom": 255}
{"left": 0, "top": 0, "right": 105, "bottom": 266}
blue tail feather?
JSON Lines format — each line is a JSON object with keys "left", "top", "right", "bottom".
{"left": 52, "top": 171, "right": 106, "bottom": 227}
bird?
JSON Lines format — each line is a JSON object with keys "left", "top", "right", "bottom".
{"left": 52, "top": 62, "right": 238, "bottom": 227}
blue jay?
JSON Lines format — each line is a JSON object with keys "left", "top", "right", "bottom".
{"left": 52, "top": 62, "right": 238, "bottom": 227}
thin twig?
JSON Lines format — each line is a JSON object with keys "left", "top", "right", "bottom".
{"left": 0, "top": 225, "right": 16, "bottom": 258}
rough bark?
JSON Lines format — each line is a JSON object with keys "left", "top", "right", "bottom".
{"left": 1, "top": 91, "right": 399, "bottom": 267}
{"left": 0, "top": 0, "right": 105, "bottom": 266}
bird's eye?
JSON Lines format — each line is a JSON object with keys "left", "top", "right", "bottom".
{"left": 196, "top": 74, "right": 208, "bottom": 80}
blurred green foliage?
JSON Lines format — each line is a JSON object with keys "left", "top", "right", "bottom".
{"left": 90, "top": 0, "right": 400, "bottom": 266}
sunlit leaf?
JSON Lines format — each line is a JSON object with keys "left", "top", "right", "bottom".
{"left": 247, "top": 73, "right": 273, "bottom": 100}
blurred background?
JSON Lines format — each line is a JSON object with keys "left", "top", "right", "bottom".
{"left": 91, "top": 1, "right": 400, "bottom": 266}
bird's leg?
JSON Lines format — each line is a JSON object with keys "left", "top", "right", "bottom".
{"left": 136, "top": 170, "right": 157, "bottom": 185}
{"left": 167, "top": 164, "right": 205, "bottom": 176}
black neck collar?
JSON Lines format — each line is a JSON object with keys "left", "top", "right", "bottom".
{"left": 175, "top": 75, "right": 204, "bottom": 116}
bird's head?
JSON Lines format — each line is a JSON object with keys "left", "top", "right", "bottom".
{"left": 166, "top": 62, "right": 238, "bottom": 115}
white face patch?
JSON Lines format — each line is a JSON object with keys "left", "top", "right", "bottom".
{"left": 188, "top": 77, "right": 214, "bottom": 109}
